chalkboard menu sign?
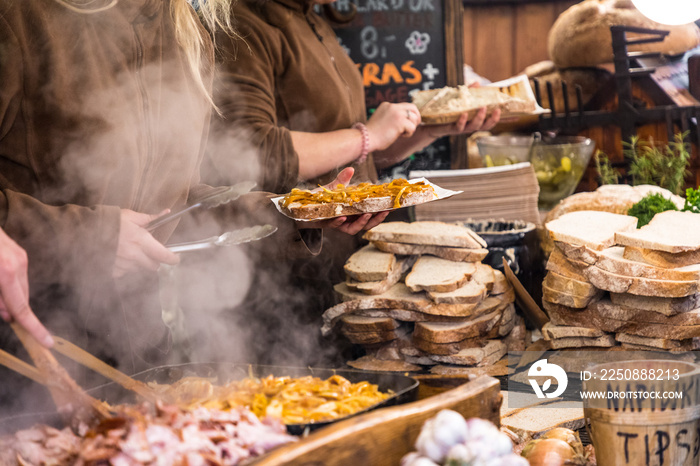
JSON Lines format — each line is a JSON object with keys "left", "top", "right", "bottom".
{"left": 328, "top": 0, "right": 465, "bottom": 179}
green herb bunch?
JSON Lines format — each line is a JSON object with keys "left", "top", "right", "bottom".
{"left": 627, "top": 193, "right": 678, "bottom": 227}
{"left": 594, "top": 150, "right": 620, "bottom": 185}
{"left": 628, "top": 186, "right": 700, "bottom": 227}
{"left": 625, "top": 132, "right": 691, "bottom": 196}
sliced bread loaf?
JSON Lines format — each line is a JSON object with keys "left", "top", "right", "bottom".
{"left": 615, "top": 210, "right": 700, "bottom": 253}
{"left": 490, "top": 269, "right": 511, "bottom": 295}
{"left": 412, "top": 336, "right": 484, "bottom": 356}
{"left": 405, "top": 256, "right": 477, "bottom": 292}
{"left": 542, "top": 322, "right": 607, "bottom": 340}
{"left": 542, "top": 284, "right": 603, "bottom": 308}
{"left": 581, "top": 264, "right": 700, "bottom": 298}
{"left": 558, "top": 243, "right": 700, "bottom": 281}
{"left": 615, "top": 333, "right": 700, "bottom": 351}
{"left": 346, "top": 256, "right": 415, "bottom": 295}
{"left": 426, "top": 280, "right": 488, "bottom": 305}
{"left": 344, "top": 244, "right": 397, "bottom": 282}
{"left": 609, "top": 292, "right": 700, "bottom": 316}
{"left": 623, "top": 245, "right": 700, "bottom": 269}
{"left": 331, "top": 282, "right": 484, "bottom": 321}
{"left": 548, "top": 334, "right": 616, "bottom": 349}
{"left": 347, "top": 355, "right": 421, "bottom": 372}
{"left": 543, "top": 300, "right": 700, "bottom": 339}
{"left": 413, "top": 306, "right": 504, "bottom": 343}
{"left": 371, "top": 240, "right": 489, "bottom": 262}
{"left": 429, "top": 340, "right": 507, "bottom": 366}
{"left": 545, "top": 210, "right": 637, "bottom": 250}
{"left": 546, "top": 247, "right": 588, "bottom": 281}
{"left": 362, "top": 221, "right": 487, "bottom": 248}
{"left": 544, "top": 271, "right": 599, "bottom": 297}
{"left": 340, "top": 315, "right": 400, "bottom": 332}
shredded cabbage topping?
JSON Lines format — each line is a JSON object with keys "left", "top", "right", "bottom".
{"left": 147, "top": 374, "right": 392, "bottom": 425}
{"left": 281, "top": 179, "right": 435, "bottom": 209}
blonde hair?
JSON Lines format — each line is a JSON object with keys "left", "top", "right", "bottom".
{"left": 53, "top": 0, "right": 237, "bottom": 108}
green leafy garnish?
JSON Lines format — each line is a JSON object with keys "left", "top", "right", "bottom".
{"left": 684, "top": 187, "right": 700, "bottom": 214}
{"left": 627, "top": 193, "right": 678, "bottom": 227}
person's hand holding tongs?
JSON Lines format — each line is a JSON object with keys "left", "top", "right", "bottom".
{"left": 113, "top": 182, "right": 259, "bottom": 277}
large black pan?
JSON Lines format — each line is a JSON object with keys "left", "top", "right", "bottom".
{"left": 0, "top": 363, "right": 418, "bottom": 436}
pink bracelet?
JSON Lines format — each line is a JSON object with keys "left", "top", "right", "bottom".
{"left": 352, "top": 122, "right": 370, "bottom": 164}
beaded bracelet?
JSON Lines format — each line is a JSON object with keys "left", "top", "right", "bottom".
{"left": 351, "top": 122, "right": 370, "bottom": 164}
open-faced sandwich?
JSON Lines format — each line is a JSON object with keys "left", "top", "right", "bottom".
{"left": 412, "top": 84, "right": 537, "bottom": 125}
{"left": 279, "top": 179, "right": 437, "bottom": 220}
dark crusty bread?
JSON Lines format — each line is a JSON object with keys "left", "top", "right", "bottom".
{"left": 283, "top": 188, "right": 435, "bottom": 220}
{"left": 363, "top": 221, "right": 487, "bottom": 249}
{"left": 346, "top": 355, "right": 421, "bottom": 372}
{"left": 371, "top": 240, "right": 488, "bottom": 262}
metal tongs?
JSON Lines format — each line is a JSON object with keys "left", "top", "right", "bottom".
{"left": 146, "top": 181, "right": 257, "bottom": 232}
{"left": 166, "top": 224, "right": 278, "bottom": 253}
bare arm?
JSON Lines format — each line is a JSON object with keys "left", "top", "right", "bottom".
{"left": 0, "top": 228, "right": 54, "bottom": 348}
{"left": 293, "top": 101, "right": 421, "bottom": 180}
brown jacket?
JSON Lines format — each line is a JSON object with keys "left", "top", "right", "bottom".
{"left": 0, "top": 0, "right": 212, "bottom": 371}
{"left": 207, "top": 0, "right": 378, "bottom": 193}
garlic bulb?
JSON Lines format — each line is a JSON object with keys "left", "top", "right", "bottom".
{"left": 415, "top": 410, "right": 469, "bottom": 463}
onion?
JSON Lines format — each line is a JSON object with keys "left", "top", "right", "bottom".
{"left": 541, "top": 427, "right": 584, "bottom": 457}
{"left": 521, "top": 438, "right": 576, "bottom": 466}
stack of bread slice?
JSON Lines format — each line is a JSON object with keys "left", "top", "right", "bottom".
{"left": 321, "top": 221, "right": 525, "bottom": 373}
{"left": 542, "top": 210, "right": 700, "bottom": 351}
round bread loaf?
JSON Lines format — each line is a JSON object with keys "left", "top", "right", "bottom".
{"left": 548, "top": 0, "right": 700, "bottom": 68}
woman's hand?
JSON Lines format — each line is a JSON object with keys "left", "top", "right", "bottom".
{"left": 114, "top": 209, "right": 180, "bottom": 278}
{"left": 420, "top": 106, "right": 501, "bottom": 139}
{"left": 365, "top": 101, "right": 422, "bottom": 152}
{"left": 298, "top": 167, "right": 390, "bottom": 234}
{"left": 0, "top": 228, "right": 54, "bottom": 347}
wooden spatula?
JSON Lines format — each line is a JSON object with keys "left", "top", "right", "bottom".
{"left": 10, "top": 323, "right": 111, "bottom": 424}
{"left": 52, "top": 336, "right": 159, "bottom": 403}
